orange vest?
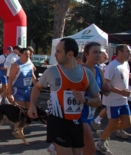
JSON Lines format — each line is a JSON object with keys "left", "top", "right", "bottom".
{"left": 50, "top": 65, "right": 88, "bottom": 120}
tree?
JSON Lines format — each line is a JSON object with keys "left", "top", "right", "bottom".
{"left": 19, "top": 0, "right": 54, "bottom": 54}
{"left": 52, "top": 0, "right": 72, "bottom": 39}
{"left": 65, "top": 0, "right": 131, "bottom": 35}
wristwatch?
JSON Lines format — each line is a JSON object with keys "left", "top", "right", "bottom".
{"left": 84, "top": 96, "right": 88, "bottom": 104}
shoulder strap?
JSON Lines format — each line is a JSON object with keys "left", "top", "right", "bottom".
{"left": 95, "top": 66, "right": 103, "bottom": 82}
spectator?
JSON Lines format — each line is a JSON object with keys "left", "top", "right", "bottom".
{"left": 76, "top": 52, "right": 83, "bottom": 64}
{"left": 99, "top": 49, "right": 109, "bottom": 72}
{"left": 27, "top": 46, "right": 36, "bottom": 71}
{"left": 111, "top": 52, "right": 116, "bottom": 61}
{"left": 27, "top": 46, "right": 35, "bottom": 58}
{"left": 41, "top": 60, "right": 49, "bottom": 67}
{"left": 4, "top": 45, "right": 21, "bottom": 78}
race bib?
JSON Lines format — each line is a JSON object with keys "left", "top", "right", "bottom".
{"left": 87, "top": 106, "right": 96, "bottom": 119}
{"left": 64, "top": 90, "right": 84, "bottom": 114}
{"left": 23, "top": 77, "right": 32, "bottom": 86}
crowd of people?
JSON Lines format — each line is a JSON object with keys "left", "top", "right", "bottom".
{"left": 0, "top": 38, "right": 131, "bottom": 155}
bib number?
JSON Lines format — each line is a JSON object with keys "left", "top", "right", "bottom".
{"left": 64, "top": 90, "right": 84, "bottom": 114}
{"left": 23, "top": 77, "right": 32, "bottom": 86}
{"left": 87, "top": 106, "right": 96, "bottom": 119}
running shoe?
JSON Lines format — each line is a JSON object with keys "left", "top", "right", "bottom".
{"left": 96, "top": 130, "right": 110, "bottom": 140}
{"left": 47, "top": 144, "right": 57, "bottom": 155}
{"left": 95, "top": 140, "right": 113, "bottom": 155}
{"left": 116, "top": 130, "right": 130, "bottom": 139}
{"left": 91, "top": 120, "right": 101, "bottom": 131}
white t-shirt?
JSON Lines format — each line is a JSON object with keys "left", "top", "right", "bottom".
{"left": 99, "top": 63, "right": 107, "bottom": 71}
{"left": 0, "top": 54, "right": 6, "bottom": 64}
{"left": 102, "top": 59, "right": 129, "bottom": 106}
{"left": 4, "top": 53, "right": 19, "bottom": 76}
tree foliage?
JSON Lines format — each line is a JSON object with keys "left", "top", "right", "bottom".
{"left": 65, "top": 0, "right": 131, "bottom": 35}
{"left": 0, "top": 0, "right": 131, "bottom": 54}
{"left": 19, "top": 0, "right": 54, "bottom": 54}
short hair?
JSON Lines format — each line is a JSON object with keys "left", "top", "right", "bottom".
{"left": 116, "top": 44, "right": 128, "bottom": 55}
{"left": 83, "top": 42, "right": 101, "bottom": 63}
{"left": 60, "top": 38, "right": 78, "bottom": 57}
{"left": 44, "top": 60, "right": 49, "bottom": 64}
{"left": 19, "top": 48, "right": 29, "bottom": 54}
{"left": 27, "top": 46, "right": 34, "bottom": 52}
{"left": 13, "top": 45, "right": 22, "bottom": 51}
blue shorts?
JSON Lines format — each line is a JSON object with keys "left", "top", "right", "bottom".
{"left": 81, "top": 104, "right": 95, "bottom": 125}
{"left": 105, "top": 104, "right": 131, "bottom": 119}
{"left": 13, "top": 87, "right": 31, "bottom": 102}
{"left": 81, "top": 117, "right": 94, "bottom": 125}
{"left": 0, "top": 76, "right": 8, "bottom": 84}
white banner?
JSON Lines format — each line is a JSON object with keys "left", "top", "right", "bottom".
{"left": 4, "top": 0, "right": 22, "bottom": 16}
{"left": 16, "top": 26, "right": 27, "bottom": 48}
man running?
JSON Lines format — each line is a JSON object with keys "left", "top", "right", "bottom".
{"left": 95, "top": 44, "right": 131, "bottom": 155}
{"left": 28, "top": 38, "right": 101, "bottom": 155}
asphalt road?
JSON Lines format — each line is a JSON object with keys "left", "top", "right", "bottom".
{"left": 0, "top": 92, "right": 131, "bottom": 155}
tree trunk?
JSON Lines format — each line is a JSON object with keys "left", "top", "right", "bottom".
{"left": 52, "top": 0, "right": 71, "bottom": 39}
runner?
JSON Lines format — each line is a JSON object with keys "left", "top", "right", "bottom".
{"left": 8, "top": 47, "right": 37, "bottom": 137}
{"left": 8, "top": 48, "right": 37, "bottom": 109}
{"left": 81, "top": 42, "right": 111, "bottom": 155}
{"left": 95, "top": 44, "right": 131, "bottom": 155}
{"left": 28, "top": 38, "right": 101, "bottom": 155}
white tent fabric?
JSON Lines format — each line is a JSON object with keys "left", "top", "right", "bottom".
{"left": 50, "top": 23, "right": 108, "bottom": 65}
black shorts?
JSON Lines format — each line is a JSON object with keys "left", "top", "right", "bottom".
{"left": 47, "top": 115, "right": 84, "bottom": 148}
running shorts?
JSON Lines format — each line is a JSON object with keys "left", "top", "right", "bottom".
{"left": 47, "top": 115, "right": 84, "bottom": 148}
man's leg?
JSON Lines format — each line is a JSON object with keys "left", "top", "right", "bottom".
{"left": 116, "top": 104, "right": 131, "bottom": 130}
{"left": 98, "top": 104, "right": 131, "bottom": 140}
{"left": 95, "top": 119, "right": 115, "bottom": 155}
{"left": 92, "top": 108, "right": 107, "bottom": 130}
{"left": 82, "top": 123, "right": 95, "bottom": 155}
{"left": 101, "top": 118, "right": 119, "bottom": 140}
{"left": 53, "top": 142, "right": 74, "bottom": 155}
{"left": 0, "top": 76, "right": 8, "bottom": 98}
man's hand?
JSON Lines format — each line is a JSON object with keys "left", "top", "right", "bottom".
{"left": 8, "top": 95, "right": 14, "bottom": 103}
{"left": 103, "top": 83, "right": 112, "bottom": 92}
{"left": 72, "top": 90, "right": 85, "bottom": 103}
{"left": 28, "top": 106, "right": 38, "bottom": 119}
{"left": 121, "top": 89, "right": 131, "bottom": 97}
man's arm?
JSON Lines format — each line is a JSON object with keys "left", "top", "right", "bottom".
{"left": 28, "top": 81, "right": 43, "bottom": 118}
{"left": 129, "top": 73, "right": 131, "bottom": 79}
{"left": 98, "top": 67, "right": 111, "bottom": 96}
{"left": 105, "top": 78, "right": 130, "bottom": 97}
{"left": 8, "top": 63, "right": 18, "bottom": 102}
{"left": 73, "top": 90, "right": 101, "bottom": 107}
{"left": 86, "top": 94, "right": 101, "bottom": 107}
{"left": 32, "top": 71, "right": 37, "bottom": 85}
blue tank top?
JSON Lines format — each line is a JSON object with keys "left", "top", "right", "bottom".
{"left": 12, "top": 60, "right": 33, "bottom": 89}
{"left": 0, "top": 54, "right": 6, "bottom": 76}
{"left": 81, "top": 66, "right": 102, "bottom": 124}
